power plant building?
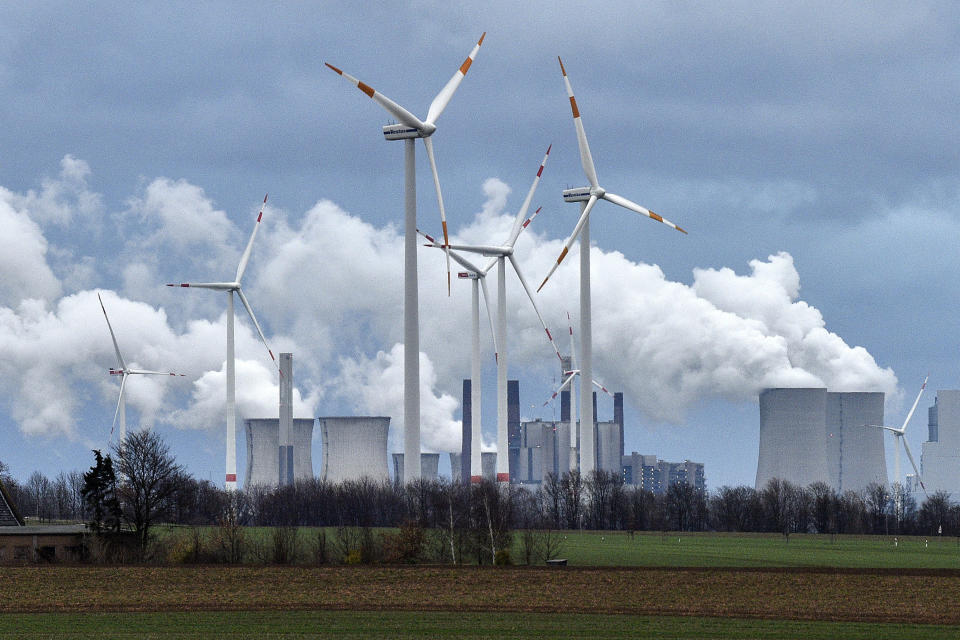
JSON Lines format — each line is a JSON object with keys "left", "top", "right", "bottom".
{"left": 244, "top": 418, "right": 315, "bottom": 488}
{"left": 621, "top": 453, "right": 705, "bottom": 494}
{"left": 319, "top": 416, "right": 389, "bottom": 483}
{"left": 512, "top": 392, "right": 624, "bottom": 484}
{"left": 755, "top": 388, "right": 886, "bottom": 492}
{"left": 921, "top": 390, "right": 960, "bottom": 496}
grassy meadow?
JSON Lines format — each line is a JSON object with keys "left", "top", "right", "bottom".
{"left": 155, "top": 525, "right": 960, "bottom": 569}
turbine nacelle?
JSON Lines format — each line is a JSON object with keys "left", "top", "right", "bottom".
{"left": 458, "top": 271, "right": 479, "bottom": 280}
{"left": 166, "top": 282, "right": 239, "bottom": 291}
{"left": 562, "top": 187, "right": 593, "bottom": 203}
{"left": 383, "top": 122, "right": 436, "bottom": 140}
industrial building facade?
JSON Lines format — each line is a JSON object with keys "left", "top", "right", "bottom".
{"left": 621, "top": 454, "right": 705, "bottom": 494}
{"left": 512, "top": 390, "right": 625, "bottom": 484}
{"left": 755, "top": 388, "right": 886, "bottom": 492}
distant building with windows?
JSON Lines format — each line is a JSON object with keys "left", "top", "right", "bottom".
{"left": 621, "top": 453, "right": 705, "bottom": 494}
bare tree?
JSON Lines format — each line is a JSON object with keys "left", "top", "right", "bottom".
{"left": 27, "top": 471, "right": 51, "bottom": 522}
{"left": 560, "top": 471, "right": 583, "bottom": 530}
{"left": 112, "top": 429, "right": 184, "bottom": 552}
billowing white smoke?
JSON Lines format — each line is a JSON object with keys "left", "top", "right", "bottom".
{"left": 0, "top": 157, "right": 897, "bottom": 454}
{"left": 335, "top": 344, "right": 461, "bottom": 454}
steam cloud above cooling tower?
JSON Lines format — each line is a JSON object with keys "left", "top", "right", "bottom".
{"left": 0, "top": 163, "right": 896, "bottom": 448}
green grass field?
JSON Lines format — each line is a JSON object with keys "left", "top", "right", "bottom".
{"left": 2, "top": 610, "right": 959, "bottom": 640}
{"left": 159, "top": 525, "right": 960, "bottom": 569}
{"left": 545, "top": 530, "right": 960, "bottom": 568}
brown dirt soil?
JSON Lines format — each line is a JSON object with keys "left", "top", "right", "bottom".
{"left": 4, "top": 566, "right": 960, "bottom": 623}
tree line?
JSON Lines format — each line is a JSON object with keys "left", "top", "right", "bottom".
{"left": 3, "top": 433, "right": 960, "bottom": 543}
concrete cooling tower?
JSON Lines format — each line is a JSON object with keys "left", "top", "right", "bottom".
{"left": 245, "top": 418, "right": 315, "bottom": 488}
{"left": 391, "top": 453, "right": 440, "bottom": 482}
{"left": 757, "top": 388, "right": 887, "bottom": 492}
{"left": 319, "top": 417, "right": 390, "bottom": 483}
{"left": 756, "top": 388, "right": 830, "bottom": 489}
{"left": 826, "top": 391, "right": 886, "bottom": 492}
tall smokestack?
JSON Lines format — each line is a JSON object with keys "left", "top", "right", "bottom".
{"left": 279, "top": 352, "right": 294, "bottom": 487}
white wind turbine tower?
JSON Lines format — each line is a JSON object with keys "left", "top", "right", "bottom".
{"left": 869, "top": 375, "right": 929, "bottom": 500}
{"left": 419, "top": 229, "right": 497, "bottom": 483}
{"left": 426, "top": 146, "right": 561, "bottom": 482}
{"left": 98, "top": 293, "right": 184, "bottom": 443}
{"left": 542, "top": 311, "right": 613, "bottom": 471}
{"left": 326, "top": 33, "right": 485, "bottom": 483}
{"left": 167, "top": 194, "right": 279, "bottom": 491}
{"left": 419, "top": 199, "right": 545, "bottom": 482}
{"left": 538, "top": 58, "right": 687, "bottom": 476}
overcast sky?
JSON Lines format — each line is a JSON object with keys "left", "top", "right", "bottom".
{"left": 0, "top": 2, "right": 957, "bottom": 489}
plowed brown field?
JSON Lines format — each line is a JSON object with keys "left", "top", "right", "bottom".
{"left": 4, "top": 566, "right": 960, "bottom": 624}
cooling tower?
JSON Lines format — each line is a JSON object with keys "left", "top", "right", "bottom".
{"left": 391, "top": 453, "right": 440, "bottom": 482}
{"left": 921, "top": 390, "right": 960, "bottom": 495}
{"left": 826, "top": 391, "right": 886, "bottom": 492}
{"left": 481, "top": 451, "right": 496, "bottom": 481}
{"left": 245, "top": 418, "right": 315, "bottom": 488}
{"left": 449, "top": 452, "right": 463, "bottom": 482}
{"left": 319, "top": 416, "right": 389, "bottom": 483}
{"left": 756, "top": 388, "right": 830, "bottom": 489}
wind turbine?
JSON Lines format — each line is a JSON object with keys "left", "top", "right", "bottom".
{"left": 98, "top": 293, "right": 184, "bottom": 443}
{"left": 326, "top": 33, "right": 485, "bottom": 483}
{"left": 419, "top": 230, "right": 497, "bottom": 483}
{"left": 166, "top": 194, "right": 278, "bottom": 491}
{"left": 419, "top": 196, "right": 546, "bottom": 483}
{"left": 542, "top": 311, "right": 613, "bottom": 472}
{"left": 425, "top": 146, "right": 560, "bottom": 482}
{"left": 538, "top": 57, "right": 686, "bottom": 476}
{"left": 869, "top": 375, "right": 928, "bottom": 499}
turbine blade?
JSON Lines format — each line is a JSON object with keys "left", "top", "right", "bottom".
{"left": 422, "top": 136, "right": 452, "bottom": 295}
{"left": 324, "top": 62, "right": 428, "bottom": 130}
{"left": 520, "top": 206, "right": 543, "bottom": 233}
{"left": 591, "top": 379, "right": 614, "bottom": 396}
{"left": 478, "top": 275, "right": 499, "bottom": 363}
{"left": 567, "top": 310, "right": 578, "bottom": 369}
{"left": 98, "top": 293, "right": 126, "bottom": 372}
{"left": 537, "top": 194, "right": 598, "bottom": 292}
{"left": 509, "top": 254, "right": 562, "bottom": 361}
{"left": 236, "top": 288, "right": 279, "bottom": 373}
{"left": 603, "top": 192, "right": 687, "bottom": 234}
{"left": 544, "top": 373, "right": 576, "bottom": 406}
{"left": 111, "top": 373, "right": 127, "bottom": 438}
{"left": 902, "top": 438, "right": 927, "bottom": 498}
{"left": 426, "top": 32, "right": 485, "bottom": 125}
{"left": 559, "top": 57, "right": 599, "bottom": 188}
{"left": 447, "top": 248, "right": 485, "bottom": 275}
{"left": 416, "top": 228, "right": 438, "bottom": 244}
{"left": 900, "top": 375, "right": 929, "bottom": 432}
{"left": 236, "top": 194, "right": 268, "bottom": 283}
{"left": 127, "top": 369, "right": 186, "bottom": 377}
{"left": 506, "top": 145, "right": 551, "bottom": 247}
